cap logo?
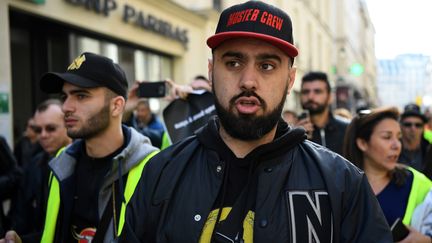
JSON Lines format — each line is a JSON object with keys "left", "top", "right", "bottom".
{"left": 227, "top": 9, "right": 284, "bottom": 31}
{"left": 67, "top": 54, "right": 86, "bottom": 71}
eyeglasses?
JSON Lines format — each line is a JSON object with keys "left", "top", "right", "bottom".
{"left": 401, "top": 122, "right": 423, "bottom": 128}
{"left": 32, "top": 125, "right": 59, "bottom": 134}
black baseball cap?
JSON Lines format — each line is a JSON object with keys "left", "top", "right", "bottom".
{"left": 207, "top": 1, "right": 298, "bottom": 58}
{"left": 401, "top": 103, "right": 427, "bottom": 123}
{"left": 40, "top": 52, "right": 128, "bottom": 99}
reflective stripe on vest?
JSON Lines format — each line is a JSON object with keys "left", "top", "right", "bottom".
{"left": 40, "top": 150, "right": 159, "bottom": 242}
{"left": 41, "top": 173, "right": 61, "bottom": 243}
{"left": 402, "top": 167, "right": 432, "bottom": 225}
{"left": 160, "top": 131, "right": 172, "bottom": 150}
{"left": 117, "top": 150, "right": 158, "bottom": 236}
{"left": 424, "top": 129, "right": 432, "bottom": 144}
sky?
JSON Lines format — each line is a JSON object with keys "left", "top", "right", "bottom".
{"left": 365, "top": 0, "right": 432, "bottom": 59}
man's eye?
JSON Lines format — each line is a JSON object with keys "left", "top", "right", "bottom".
{"left": 226, "top": 61, "right": 240, "bottom": 67}
{"left": 60, "top": 94, "right": 67, "bottom": 102}
{"left": 77, "top": 94, "right": 87, "bottom": 100}
{"left": 261, "top": 63, "right": 274, "bottom": 71}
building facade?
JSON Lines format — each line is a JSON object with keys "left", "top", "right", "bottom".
{"left": 1, "top": 0, "right": 218, "bottom": 145}
{"left": 0, "top": 0, "right": 376, "bottom": 145}
{"left": 377, "top": 54, "right": 432, "bottom": 109}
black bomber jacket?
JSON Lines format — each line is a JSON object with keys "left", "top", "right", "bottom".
{"left": 120, "top": 117, "right": 392, "bottom": 243}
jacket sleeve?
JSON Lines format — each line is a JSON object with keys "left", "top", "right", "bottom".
{"left": 411, "top": 190, "right": 432, "bottom": 236}
{"left": 339, "top": 172, "right": 393, "bottom": 242}
{"left": 119, "top": 152, "right": 167, "bottom": 243}
{"left": 0, "top": 136, "right": 22, "bottom": 199}
{"left": 119, "top": 137, "right": 198, "bottom": 242}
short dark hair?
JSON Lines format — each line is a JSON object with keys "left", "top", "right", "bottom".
{"left": 301, "top": 71, "right": 331, "bottom": 93}
{"left": 36, "top": 99, "right": 62, "bottom": 113}
{"left": 194, "top": 75, "right": 209, "bottom": 81}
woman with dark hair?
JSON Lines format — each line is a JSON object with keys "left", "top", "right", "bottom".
{"left": 343, "top": 107, "right": 432, "bottom": 242}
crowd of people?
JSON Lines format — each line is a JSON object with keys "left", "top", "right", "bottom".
{"left": 0, "top": 1, "right": 432, "bottom": 242}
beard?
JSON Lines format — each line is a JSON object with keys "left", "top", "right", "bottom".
{"left": 67, "top": 102, "right": 111, "bottom": 139}
{"left": 213, "top": 82, "right": 287, "bottom": 141}
{"left": 301, "top": 101, "right": 328, "bottom": 115}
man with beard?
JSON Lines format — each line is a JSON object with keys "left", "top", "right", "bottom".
{"left": 118, "top": 1, "right": 392, "bottom": 243}
{"left": 297, "top": 71, "right": 349, "bottom": 155}
{"left": 0, "top": 52, "right": 158, "bottom": 243}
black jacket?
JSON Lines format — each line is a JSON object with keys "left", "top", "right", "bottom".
{"left": 0, "top": 136, "right": 22, "bottom": 235}
{"left": 399, "top": 136, "right": 432, "bottom": 179}
{"left": 11, "top": 150, "right": 50, "bottom": 241}
{"left": 310, "top": 113, "right": 349, "bottom": 155}
{"left": 121, "top": 118, "right": 392, "bottom": 242}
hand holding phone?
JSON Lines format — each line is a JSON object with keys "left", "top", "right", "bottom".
{"left": 298, "top": 110, "right": 310, "bottom": 120}
{"left": 390, "top": 218, "right": 409, "bottom": 242}
{"left": 137, "top": 81, "right": 167, "bottom": 98}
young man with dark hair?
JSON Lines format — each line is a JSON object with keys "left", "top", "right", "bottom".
{"left": 1, "top": 52, "right": 158, "bottom": 243}
{"left": 120, "top": 1, "right": 392, "bottom": 242}
{"left": 298, "top": 71, "right": 349, "bottom": 155}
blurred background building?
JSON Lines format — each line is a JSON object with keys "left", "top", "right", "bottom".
{"left": 377, "top": 54, "right": 432, "bottom": 109}
{"left": 0, "top": 0, "right": 377, "bottom": 145}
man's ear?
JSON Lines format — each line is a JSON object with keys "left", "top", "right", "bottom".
{"left": 112, "top": 96, "right": 126, "bottom": 117}
{"left": 287, "top": 66, "right": 296, "bottom": 94}
{"left": 328, "top": 91, "right": 334, "bottom": 105}
{"left": 208, "top": 58, "right": 213, "bottom": 84}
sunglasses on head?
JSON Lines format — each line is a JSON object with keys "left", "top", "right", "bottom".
{"left": 401, "top": 122, "right": 423, "bottom": 128}
{"left": 32, "top": 125, "right": 58, "bottom": 134}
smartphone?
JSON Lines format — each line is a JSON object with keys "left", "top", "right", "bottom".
{"left": 138, "top": 81, "right": 166, "bottom": 98}
{"left": 298, "top": 110, "right": 310, "bottom": 120}
{"left": 390, "top": 218, "right": 409, "bottom": 241}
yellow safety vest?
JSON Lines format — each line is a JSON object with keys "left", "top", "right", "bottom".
{"left": 40, "top": 150, "right": 158, "bottom": 242}
{"left": 160, "top": 131, "right": 172, "bottom": 150}
{"left": 402, "top": 167, "right": 432, "bottom": 225}
{"left": 424, "top": 129, "right": 432, "bottom": 144}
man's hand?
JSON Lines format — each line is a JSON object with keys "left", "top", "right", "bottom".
{"left": 396, "top": 226, "right": 431, "bottom": 243}
{"left": 165, "top": 79, "right": 193, "bottom": 100}
{"left": 0, "top": 231, "right": 22, "bottom": 243}
{"left": 295, "top": 117, "right": 314, "bottom": 139}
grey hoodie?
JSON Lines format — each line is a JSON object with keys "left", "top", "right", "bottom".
{"left": 47, "top": 125, "right": 158, "bottom": 242}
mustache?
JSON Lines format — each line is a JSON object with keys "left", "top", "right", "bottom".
{"left": 230, "top": 90, "right": 265, "bottom": 106}
{"left": 304, "top": 101, "right": 318, "bottom": 106}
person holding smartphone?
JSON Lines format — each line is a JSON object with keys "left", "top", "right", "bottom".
{"left": 298, "top": 71, "right": 349, "bottom": 156}
{"left": 343, "top": 107, "right": 432, "bottom": 242}
{"left": 123, "top": 82, "right": 167, "bottom": 148}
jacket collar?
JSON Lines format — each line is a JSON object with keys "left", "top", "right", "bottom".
{"left": 49, "top": 125, "right": 158, "bottom": 183}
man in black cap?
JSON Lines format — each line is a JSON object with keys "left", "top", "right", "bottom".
{"left": 120, "top": 1, "right": 392, "bottom": 242}
{"left": 399, "top": 103, "right": 432, "bottom": 178}
{"left": 1, "top": 52, "right": 158, "bottom": 243}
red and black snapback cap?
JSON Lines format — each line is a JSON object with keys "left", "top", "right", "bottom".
{"left": 207, "top": 1, "right": 298, "bottom": 57}
{"left": 40, "top": 52, "right": 128, "bottom": 99}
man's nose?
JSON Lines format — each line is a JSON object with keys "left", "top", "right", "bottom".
{"left": 239, "top": 66, "right": 258, "bottom": 91}
{"left": 62, "top": 97, "right": 74, "bottom": 113}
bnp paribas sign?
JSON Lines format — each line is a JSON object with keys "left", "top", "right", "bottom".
{"left": 65, "top": 0, "right": 189, "bottom": 49}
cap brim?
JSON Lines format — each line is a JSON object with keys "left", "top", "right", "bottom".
{"left": 40, "top": 72, "right": 101, "bottom": 94}
{"left": 207, "top": 31, "right": 298, "bottom": 58}
{"left": 401, "top": 111, "right": 428, "bottom": 123}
